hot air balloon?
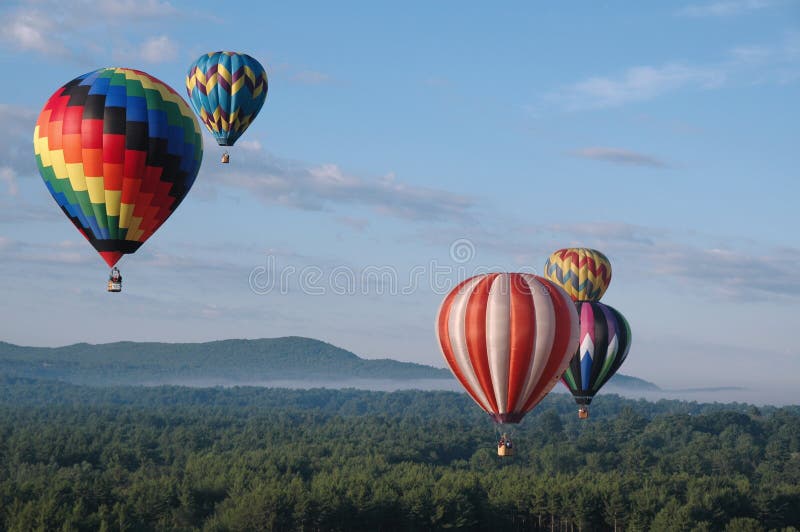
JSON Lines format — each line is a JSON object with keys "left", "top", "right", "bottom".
{"left": 561, "top": 301, "right": 631, "bottom": 418}
{"left": 544, "top": 248, "right": 612, "bottom": 302}
{"left": 437, "top": 273, "right": 579, "bottom": 455}
{"left": 185, "top": 51, "right": 268, "bottom": 162}
{"left": 33, "top": 67, "right": 204, "bottom": 291}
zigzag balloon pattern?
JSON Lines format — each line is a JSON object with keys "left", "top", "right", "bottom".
{"left": 544, "top": 248, "right": 611, "bottom": 302}
{"left": 186, "top": 51, "right": 268, "bottom": 147}
{"left": 544, "top": 247, "right": 633, "bottom": 418}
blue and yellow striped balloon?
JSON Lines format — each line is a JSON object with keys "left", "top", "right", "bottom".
{"left": 186, "top": 51, "right": 268, "bottom": 147}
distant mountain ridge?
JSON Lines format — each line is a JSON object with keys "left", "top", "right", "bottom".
{"left": 0, "top": 337, "right": 658, "bottom": 390}
{"left": 604, "top": 373, "right": 660, "bottom": 391}
{"left": 0, "top": 337, "right": 450, "bottom": 385}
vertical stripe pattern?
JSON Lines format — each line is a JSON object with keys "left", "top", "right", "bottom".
{"left": 561, "top": 301, "right": 632, "bottom": 406}
{"left": 437, "top": 273, "right": 579, "bottom": 424}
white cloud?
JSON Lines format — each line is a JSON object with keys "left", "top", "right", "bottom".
{"left": 572, "top": 147, "right": 669, "bottom": 168}
{"left": 113, "top": 35, "right": 178, "bottom": 64}
{"left": 543, "top": 32, "right": 799, "bottom": 111}
{"left": 336, "top": 216, "right": 370, "bottom": 231}
{"left": 290, "top": 70, "right": 332, "bottom": 85}
{"left": 729, "top": 32, "right": 800, "bottom": 66}
{"left": 236, "top": 139, "right": 263, "bottom": 152}
{"left": 0, "top": 236, "right": 95, "bottom": 265}
{"left": 0, "top": 104, "right": 38, "bottom": 179}
{"left": 2, "top": 8, "right": 67, "bottom": 58}
{"left": 677, "top": 0, "right": 777, "bottom": 17}
{"left": 0, "top": 1, "right": 187, "bottom": 63}
{"left": 96, "top": 0, "right": 177, "bottom": 18}
{"left": 539, "top": 221, "right": 650, "bottom": 245}
{"left": 213, "top": 153, "right": 475, "bottom": 223}
{"left": 730, "top": 45, "right": 774, "bottom": 64}
{"left": 419, "top": 221, "right": 799, "bottom": 302}
{"left": 548, "top": 63, "right": 725, "bottom": 110}
{"left": 139, "top": 35, "right": 177, "bottom": 63}
{"left": 0, "top": 167, "right": 19, "bottom": 196}
{"left": 543, "top": 223, "right": 800, "bottom": 301}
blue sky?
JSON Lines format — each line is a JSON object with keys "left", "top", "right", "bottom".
{"left": 0, "top": 0, "right": 798, "bottom": 402}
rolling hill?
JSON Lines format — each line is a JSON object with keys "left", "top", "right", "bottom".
{"left": 0, "top": 337, "right": 658, "bottom": 390}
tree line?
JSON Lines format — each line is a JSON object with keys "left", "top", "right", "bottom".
{"left": 0, "top": 376, "right": 798, "bottom": 531}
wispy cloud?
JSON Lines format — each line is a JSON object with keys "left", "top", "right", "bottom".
{"left": 0, "top": 0, "right": 186, "bottom": 63}
{"left": 0, "top": 234, "right": 256, "bottom": 280}
{"left": 336, "top": 216, "right": 370, "bottom": 231}
{"left": 0, "top": 105, "right": 70, "bottom": 224}
{"left": 114, "top": 35, "right": 178, "bottom": 64}
{"left": 543, "top": 222, "right": 667, "bottom": 247}
{"left": 0, "top": 167, "right": 19, "bottom": 196}
{"left": 0, "top": 200, "right": 62, "bottom": 223}
{"left": 571, "top": 147, "right": 669, "bottom": 168}
{"left": 543, "top": 223, "right": 800, "bottom": 301}
{"left": 2, "top": 8, "right": 67, "bottom": 58}
{"left": 0, "top": 104, "right": 38, "bottom": 179}
{"left": 418, "top": 221, "right": 799, "bottom": 302}
{"left": 211, "top": 151, "right": 475, "bottom": 223}
{"left": 677, "top": 0, "right": 777, "bottom": 17}
{"left": 235, "top": 139, "right": 263, "bottom": 152}
{"left": 649, "top": 245, "right": 800, "bottom": 299}
{"left": 547, "top": 63, "right": 725, "bottom": 110}
{"left": 728, "top": 32, "right": 800, "bottom": 84}
{"left": 140, "top": 35, "right": 178, "bottom": 63}
{"left": 0, "top": 236, "right": 96, "bottom": 266}
{"left": 96, "top": 0, "right": 177, "bottom": 18}
{"left": 290, "top": 70, "right": 333, "bottom": 85}
{"left": 543, "top": 32, "right": 799, "bottom": 110}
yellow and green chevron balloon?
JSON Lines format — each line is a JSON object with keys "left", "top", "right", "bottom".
{"left": 544, "top": 248, "right": 612, "bottom": 301}
{"left": 186, "top": 51, "right": 268, "bottom": 147}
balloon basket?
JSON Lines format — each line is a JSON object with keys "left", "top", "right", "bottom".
{"left": 495, "top": 424, "right": 516, "bottom": 457}
{"left": 107, "top": 281, "right": 122, "bottom": 293}
{"left": 497, "top": 444, "right": 514, "bottom": 457}
{"left": 578, "top": 407, "right": 589, "bottom": 420}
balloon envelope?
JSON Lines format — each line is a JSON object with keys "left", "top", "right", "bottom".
{"left": 544, "top": 248, "right": 612, "bottom": 302}
{"left": 561, "top": 301, "right": 632, "bottom": 405}
{"left": 186, "top": 51, "right": 268, "bottom": 147}
{"left": 33, "top": 68, "right": 203, "bottom": 267}
{"left": 437, "top": 273, "right": 579, "bottom": 423}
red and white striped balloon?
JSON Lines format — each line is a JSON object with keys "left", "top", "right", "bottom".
{"left": 436, "top": 273, "right": 579, "bottom": 423}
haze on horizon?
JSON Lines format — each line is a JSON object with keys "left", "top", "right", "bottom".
{"left": 0, "top": 1, "right": 797, "bottom": 405}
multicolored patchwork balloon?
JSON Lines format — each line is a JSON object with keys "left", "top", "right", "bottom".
{"left": 437, "top": 273, "right": 579, "bottom": 424}
{"left": 185, "top": 51, "right": 268, "bottom": 147}
{"left": 33, "top": 67, "right": 204, "bottom": 267}
{"left": 561, "top": 301, "right": 632, "bottom": 412}
{"left": 544, "top": 248, "right": 612, "bottom": 302}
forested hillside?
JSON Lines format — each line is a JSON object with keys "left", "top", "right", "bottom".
{"left": 0, "top": 338, "right": 657, "bottom": 391}
{"left": 0, "top": 337, "right": 450, "bottom": 384}
{"left": 1, "top": 377, "right": 798, "bottom": 531}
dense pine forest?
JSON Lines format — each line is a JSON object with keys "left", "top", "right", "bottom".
{"left": 1, "top": 376, "right": 799, "bottom": 531}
